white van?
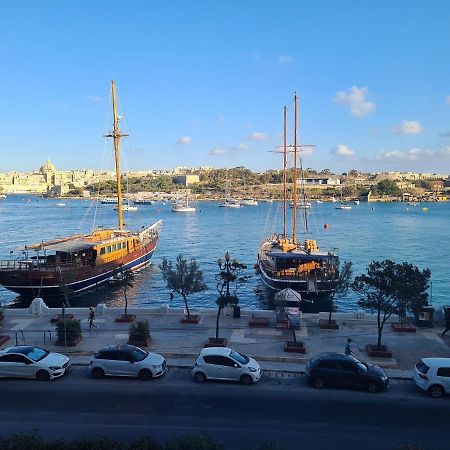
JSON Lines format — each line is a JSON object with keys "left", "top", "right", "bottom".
{"left": 412, "top": 358, "right": 450, "bottom": 398}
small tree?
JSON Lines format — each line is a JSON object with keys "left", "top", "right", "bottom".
{"left": 393, "top": 262, "right": 431, "bottom": 326}
{"left": 352, "top": 260, "right": 397, "bottom": 350}
{"left": 215, "top": 252, "right": 248, "bottom": 340}
{"left": 56, "top": 319, "right": 81, "bottom": 345}
{"left": 115, "top": 267, "right": 134, "bottom": 317}
{"left": 129, "top": 319, "right": 150, "bottom": 343}
{"left": 327, "top": 261, "right": 352, "bottom": 324}
{"left": 159, "top": 255, "right": 207, "bottom": 319}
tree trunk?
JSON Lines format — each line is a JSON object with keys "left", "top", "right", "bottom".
{"left": 124, "top": 288, "right": 128, "bottom": 317}
{"left": 183, "top": 294, "right": 191, "bottom": 319}
{"left": 215, "top": 306, "right": 222, "bottom": 340}
{"left": 377, "top": 309, "right": 382, "bottom": 350}
{"left": 328, "top": 295, "right": 334, "bottom": 324}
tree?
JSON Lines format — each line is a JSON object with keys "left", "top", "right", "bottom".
{"left": 376, "top": 179, "right": 400, "bottom": 196}
{"left": 352, "top": 260, "right": 397, "bottom": 350}
{"left": 352, "top": 259, "right": 431, "bottom": 349}
{"left": 159, "top": 255, "right": 207, "bottom": 319}
{"left": 214, "top": 252, "right": 248, "bottom": 340}
{"left": 115, "top": 267, "right": 135, "bottom": 318}
{"left": 392, "top": 262, "right": 430, "bottom": 326}
{"left": 327, "top": 261, "right": 352, "bottom": 324}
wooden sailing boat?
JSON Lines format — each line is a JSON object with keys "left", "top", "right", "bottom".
{"left": 0, "top": 81, "right": 162, "bottom": 301}
{"left": 257, "top": 94, "right": 339, "bottom": 299}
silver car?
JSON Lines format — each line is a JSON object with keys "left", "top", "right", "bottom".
{"left": 193, "top": 347, "right": 261, "bottom": 385}
{"left": 0, "top": 346, "right": 71, "bottom": 381}
{"left": 89, "top": 344, "right": 166, "bottom": 380}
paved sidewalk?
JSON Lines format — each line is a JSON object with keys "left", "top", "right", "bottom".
{"left": 1, "top": 300, "right": 449, "bottom": 380}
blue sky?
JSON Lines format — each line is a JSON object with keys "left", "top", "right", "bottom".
{"left": 0, "top": 0, "right": 449, "bottom": 173}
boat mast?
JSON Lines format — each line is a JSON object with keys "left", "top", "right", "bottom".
{"left": 105, "top": 80, "right": 128, "bottom": 230}
{"left": 283, "top": 105, "right": 287, "bottom": 240}
{"left": 292, "top": 93, "right": 298, "bottom": 245}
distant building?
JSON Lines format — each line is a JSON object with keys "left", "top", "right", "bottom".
{"left": 301, "top": 176, "right": 341, "bottom": 187}
{"left": 172, "top": 174, "right": 200, "bottom": 186}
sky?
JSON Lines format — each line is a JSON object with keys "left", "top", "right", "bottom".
{"left": 0, "top": 0, "right": 449, "bottom": 174}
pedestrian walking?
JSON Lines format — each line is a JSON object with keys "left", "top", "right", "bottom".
{"left": 88, "top": 306, "right": 97, "bottom": 330}
{"left": 344, "top": 338, "right": 355, "bottom": 356}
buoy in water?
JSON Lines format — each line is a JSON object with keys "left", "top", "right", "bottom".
{"left": 323, "top": 224, "right": 330, "bottom": 229}
{"left": 422, "top": 207, "right": 428, "bottom": 212}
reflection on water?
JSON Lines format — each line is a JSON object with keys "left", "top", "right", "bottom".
{"left": 1, "top": 195, "right": 449, "bottom": 312}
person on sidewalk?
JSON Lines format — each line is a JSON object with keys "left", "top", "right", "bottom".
{"left": 88, "top": 306, "right": 97, "bottom": 330}
{"left": 345, "top": 338, "right": 355, "bottom": 356}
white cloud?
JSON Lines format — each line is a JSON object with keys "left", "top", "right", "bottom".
{"left": 209, "top": 147, "right": 227, "bottom": 156}
{"left": 333, "top": 86, "right": 375, "bottom": 117}
{"left": 278, "top": 54, "right": 295, "bottom": 65}
{"left": 446, "top": 95, "right": 450, "bottom": 105}
{"left": 246, "top": 132, "right": 270, "bottom": 141}
{"left": 392, "top": 120, "right": 423, "bottom": 134}
{"left": 299, "top": 145, "right": 315, "bottom": 157}
{"left": 218, "top": 115, "right": 225, "bottom": 123}
{"left": 176, "top": 136, "right": 192, "bottom": 145}
{"left": 375, "top": 148, "right": 436, "bottom": 162}
{"left": 331, "top": 144, "right": 355, "bottom": 157}
{"left": 236, "top": 143, "right": 249, "bottom": 150}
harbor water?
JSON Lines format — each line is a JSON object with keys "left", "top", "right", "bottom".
{"left": 0, "top": 195, "right": 448, "bottom": 312}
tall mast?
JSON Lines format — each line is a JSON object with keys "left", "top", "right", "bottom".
{"left": 105, "top": 80, "right": 128, "bottom": 230}
{"left": 283, "top": 105, "right": 287, "bottom": 240}
{"left": 292, "top": 93, "right": 298, "bottom": 244}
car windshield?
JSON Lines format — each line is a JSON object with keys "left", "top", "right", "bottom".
{"left": 24, "top": 347, "right": 49, "bottom": 362}
{"left": 130, "top": 347, "right": 148, "bottom": 362}
{"left": 229, "top": 350, "right": 249, "bottom": 365}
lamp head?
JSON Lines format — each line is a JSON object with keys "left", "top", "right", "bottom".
{"left": 225, "top": 252, "right": 230, "bottom": 262}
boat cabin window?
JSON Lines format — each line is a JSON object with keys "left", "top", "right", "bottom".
{"left": 275, "top": 258, "right": 300, "bottom": 270}
{"left": 112, "top": 244, "right": 117, "bottom": 251}
{"left": 100, "top": 247, "right": 105, "bottom": 255}
{"left": 107, "top": 245, "right": 111, "bottom": 253}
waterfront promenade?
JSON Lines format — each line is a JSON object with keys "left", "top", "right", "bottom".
{"left": 1, "top": 299, "right": 449, "bottom": 379}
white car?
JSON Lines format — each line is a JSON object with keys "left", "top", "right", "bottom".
{"left": 413, "top": 357, "right": 450, "bottom": 398}
{"left": 89, "top": 344, "right": 166, "bottom": 380}
{"left": 193, "top": 347, "right": 261, "bottom": 385}
{"left": 0, "top": 346, "right": 71, "bottom": 381}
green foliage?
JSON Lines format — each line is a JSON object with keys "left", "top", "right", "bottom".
{"left": 164, "top": 434, "right": 225, "bottom": 450}
{"left": 56, "top": 319, "right": 81, "bottom": 344}
{"left": 352, "top": 259, "right": 431, "bottom": 348}
{"left": 129, "top": 319, "right": 150, "bottom": 342}
{"left": 375, "top": 179, "right": 401, "bottom": 196}
{"left": 159, "top": 255, "right": 207, "bottom": 319}
{"left": 328, "top": 261, "right": 353, "bottom": 323}
{"left": 127, "top": 437, "right": 162, "bottom": 450}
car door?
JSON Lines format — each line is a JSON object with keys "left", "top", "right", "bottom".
{"left": 0, "top": 354, "right": 34, "bottom": 378}
{"left": 215, "top": 356, "right": 241, "bottom": 381}
{"left": 337, "top": 361, "right": 364, "bottom": 389}
{"left": 436, "top": 367, "right": 450, "bottom": 393}
{"left": 0, "top": 354, "right": 16, "bottom": 377}
{"left": 316, "top": 360, "right": 340, "bottom": 386}
{"left": 104, "top": 350, "right": 126, "bottom": 376}
{"left": 202, "top": 355, "right": 220, "bottom": 379}
{"left": 120, "top": 351, "right": 139, "bottom": 377}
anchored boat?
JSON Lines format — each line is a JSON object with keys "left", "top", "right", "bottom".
{"left": 257, "top": 94, "right": 339, "bottom": 300}
{"left": 0, "top": 81, "right": 162, "bottom": 300}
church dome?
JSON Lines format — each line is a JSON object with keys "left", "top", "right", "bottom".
{"left": 39, "top": 159, "right": 56, "bottom": 174}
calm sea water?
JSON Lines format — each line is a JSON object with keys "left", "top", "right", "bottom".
{"left": 0, "top": 195, "right": 448, "bottom": 312}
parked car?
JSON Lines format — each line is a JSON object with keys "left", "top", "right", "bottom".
{"left": 0, "top": 345, "right": 70, "bottom": 381}
{"left": 412, "top": 357, "right": 450, "bottom": 398}
{"left": 89, "top": 344, "right": 166, "bottom": 380}
{"left": 193, "top": 347, "right": 261, "bottom": 385}
{"left": 305, "top": 352, "right": 389, "bottom": 393}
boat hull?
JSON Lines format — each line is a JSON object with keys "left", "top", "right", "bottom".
{"left": 0, "top": 242, "right": 157, "bottom": 300}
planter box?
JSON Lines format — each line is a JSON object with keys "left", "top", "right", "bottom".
{"left": 284, "top": 341, "right": 306, "bottom": 353}
{"left": 204, "top": 337, "right": 228, "bottom": 348}
{"left": 249, "top": 317, "right": 269, "bottom": 327}
{"left": 365, "top": 344, "right": 393, "bottom": 358}
{"left": 319, "top": 319, "right": 340, "bottom": 330}
{"left": 181, "top": 315, "right": 201, "bottom": 324}
{"left": 128, "top": 337, "right": 151, "bottom": 347}
{"left": 115, "top": 314, "right": 136, "bottom": 323}
{"left": 391, "top": 322, "right": 416, "bottom": 333}
{"left": 55, "top": 336, "right": 82, "bottom": 347}
{"left": 0, "top": 335, "right": 10, "bottom": 347}
{"left": 51, "top": 314, "right": 74, "bottom": 323}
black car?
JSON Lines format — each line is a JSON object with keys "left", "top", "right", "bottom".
{"left": 305, "top": 352, "right": 389, "bottom": 393}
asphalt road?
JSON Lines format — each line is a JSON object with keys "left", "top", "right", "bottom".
{"left": 0, "top": 368, "right": 448, "bottom": 450}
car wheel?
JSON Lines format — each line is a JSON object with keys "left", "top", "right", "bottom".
{"left": 312, "top": 376, "right": 326, "bottom": 389}
{"left": 36, "top": 370, "right": 50, "bottom": 381}
{"left": 367, "top": 382, "right": 381, "bottom": 393}
{"left": 428, "top": 384, "right": 445, "bottom": 398}
{"left": 194, "top": 372, "right": 207, "bottom": 383}
{"left": 240, "top": 374, "right": 253, "bottom": 386}
{"left": 138, "top": 369, "right": 153, "bottom": 381}
{"left": 91, "top": 367, "right": 105, "bottom": 380}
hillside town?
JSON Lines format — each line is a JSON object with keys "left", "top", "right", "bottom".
{"left": 1, "top": 159, "right": 449, "bottom": 202}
